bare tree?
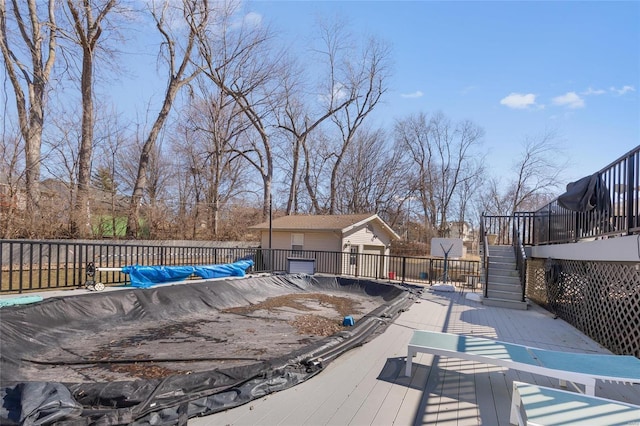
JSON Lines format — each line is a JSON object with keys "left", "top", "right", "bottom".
{"left": 454, "top": 168, "right": 484, "bottom": 229}
{"left": 481, "top": 177, "right": 511, "bottom": 216}
{"left": 394, "top": 112, "right": 437, "bottom": 237}
{"left": 177, "top": 79, "right": 251, "bottom": 237}
{"left": 196, "top": 0, "right": 281, "bottom": 220}
{"left": 91, "top": 109, "right": 129, "bottom": 238}
{"left": 394, "top": 111, "right": 485, "bottom": 238}
{"left": 41, "top": 105, "right": 82, "bottom": 236}
{"left": 126, "top": 0, "right": 206, "bottom": 238}
{"left": 146, "top": 139, "right": 174, "bottom": 238}
{"left": 0, "top": 128, "right": 24, "bottom": 238}
{"left": 61, "top": 0, "right": 117, "bottom": 237}
{"left": 0, "top": 0, "right": 58, "bottom": 230}
{"left": 334, "top": 127, "right": 410, "bottom": 220}
{"left": 274, "top": 46, "right": 355, "bottom": 215}
{"left": 506, "top": 131, "right": 565, "bottom": 213}
{"left": 302, "top": 129, "right": 333, "bottom": 213}
{"left": 324, "top": 30, "right": 391, "bottom": 214}
{"left": 429, "top": 113, "right": 485, "bottom": 236}
{"left": 482, "top": 131, "right": 564, "bottom": 216}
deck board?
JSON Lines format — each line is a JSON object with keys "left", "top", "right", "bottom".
{"left": 192, "top": 288, "right": 640, "bottom": 425}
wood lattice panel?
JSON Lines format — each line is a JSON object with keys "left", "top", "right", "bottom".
{"left": 526, "top": 258, "right": 640, "bottom": 358}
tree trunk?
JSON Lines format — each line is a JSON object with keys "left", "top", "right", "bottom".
{"left": 286, "top": 137, "right": 301, "bottom": 215}
{"left": 73, "top": 46, "right": 95, "bottom": 238}
{"left": 302, "top": 140, "right": 322, "bottom": 213}
{"left": 0, "top": 0, "right": 58, "bottom": 234}
{"left": 126, "top": 85, "right": 177, "bottom": 238}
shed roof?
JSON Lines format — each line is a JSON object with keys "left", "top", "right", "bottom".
{"left": 250, "top": 214, "right": 400, "bottom": 240}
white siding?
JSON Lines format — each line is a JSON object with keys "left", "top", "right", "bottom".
{"left": 260, "top": 231, "right": 341, "bottom": 252}
{"left": 343, "top": 221, "right": 390, "bottom": 278}
{"left": 260, "top": 231, "right": 294, "bottom": 249}
{"left": 302, "top": 232, "right": 342, "bottom": 251}
{"left": 343, "top": 222, "right": 389, "bottom": 252}
{"left": 258, "top": 217, "right": 395, "bottom": 277}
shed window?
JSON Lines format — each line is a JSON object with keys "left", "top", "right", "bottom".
{"left": 291, "top": 233, "right": 304, "bottom": 253}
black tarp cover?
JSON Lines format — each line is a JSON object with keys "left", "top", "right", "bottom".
{"left": 557, "top": 173, "right": 611, "bottom": 213}
{"left": 0, "top": 274, "right": 415, "bottom": 425}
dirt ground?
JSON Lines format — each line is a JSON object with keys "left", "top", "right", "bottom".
{"left": 27, "top": 292, "right": 382, "bottom": 382}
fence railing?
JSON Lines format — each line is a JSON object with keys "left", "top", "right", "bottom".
{"left": 534, "top": 146, "right": 639, "bottom": 244}
{"left": 0, "top": 240, "right": 480, "bottom": 294}
{"left": 483, "top": 146, "right": 639, "bottom": 246}
{"left": 480, "top": 214, "right": 489, "bottom": 298}
{"left": 482, "top": 212, "right": 536, "bottom": 246}
{"left": 512, "top": 222, "right": 527, "bottom": 303}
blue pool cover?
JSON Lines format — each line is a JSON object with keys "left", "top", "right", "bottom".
{"left": 121, "top": 260, "right": 254, "bottom": 288}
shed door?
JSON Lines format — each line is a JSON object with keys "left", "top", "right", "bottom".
{"left": 362, "top": 245, "right": 384, "bottom": 279}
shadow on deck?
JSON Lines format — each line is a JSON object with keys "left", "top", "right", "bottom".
{"left": 198, "top": 287, "right": 640, "bottom": 425}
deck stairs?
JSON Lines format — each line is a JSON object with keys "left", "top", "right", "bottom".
{"left": 482, "top": 245, "right": 528, "bottom": 310}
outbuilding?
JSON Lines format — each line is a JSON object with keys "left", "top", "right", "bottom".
{"left": 249, "top": 214, "right": 400, "bottom": 278}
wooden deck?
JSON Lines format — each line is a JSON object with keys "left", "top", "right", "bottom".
{"left": 193, "top": 288, "right": 640, "bottom": 425}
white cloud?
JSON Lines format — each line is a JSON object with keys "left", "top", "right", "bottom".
{"left": 401, "top": 91, "right": 424, "bottom": 99}
{"left": 581, "top": 87, "right": 606, "bottom": 96}
{"left": 243, "top": 11, "right": 262, "bottom": 28}
{"left": 610, "top": 85, "right": 636, "bottom": 95}
{"left": 552, "top": 92, "right": 585, "bottom": 109}
{"left": 318, "top": 83, "right": 348, "bottom": 103}
{"left": 500, "top": 93, "right": 537, "bottom": 109}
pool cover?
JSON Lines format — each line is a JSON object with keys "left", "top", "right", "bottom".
{"left": 122, "top": 260, "right": 254, "bottom": 288}
{"left": 0, "top": 274, "right": 417, "bottom": 425}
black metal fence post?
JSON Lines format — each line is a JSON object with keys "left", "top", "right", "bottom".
{"left": 401, "top": 256, "right": 406, "bottom": 283}
{"left": 77, "top": 244, "right": 83, "bottom": 288}
{"left": 626, "top": 152, "right": 635, "bottom": 234}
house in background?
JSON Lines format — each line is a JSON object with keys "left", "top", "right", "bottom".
{"left": 250, "top": 213, "right": 400, "bottom": 278}
{"left": 445, "top": 221, "right": 474, "bottom": 241}
{"left": 445, "top": 221, "right": 478, "bottom": 256}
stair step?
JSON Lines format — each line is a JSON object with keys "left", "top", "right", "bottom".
{"left": 483, "top": 244, "right": 523, "bottom": 308}
{"left": 489, "top": 270, "right": 520, "bottom": 279}
{"left": 490, "top": 256, "right": 515, "bottom": 262}
{"left": 482, "top": 297, "right": 529, "bottom": 310}
{"left": 490, "top": 282, "right": 522, "bottom": 292}
{"left": 489, "top": 263, "right": 518, "bottom": 272}
{"left": 489, "top": 269, "right": 520, "bottom": 282}
{"left": 487, "top": 289, "right": 522, "bottom": 301}
{"left": 489, "top": 279, "right": 519, "bottom": 287}
{"left": 489, "top": 253, "right": 514, "bottom": 259}
{"left": 488, "top": 247, "right": 513, "bottom": 253}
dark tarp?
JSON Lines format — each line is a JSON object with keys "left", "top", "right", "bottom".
{"left": 0, "top": 274, "right": 417, "bottom": 425}
{"left": 557, "top": 173, "right": 611, "bottom": 213}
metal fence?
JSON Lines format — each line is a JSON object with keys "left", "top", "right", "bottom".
{"left": 483, "top": 146, "right": 640, "bottom": 246}
{"left": 0, "top": 239, "right": 480, "bottom": 294}
{"left": 481, "top": 212, "right": 536, "bottom": 246}
{"left": 533, "top": 146, "right": 639, "bottom": 244}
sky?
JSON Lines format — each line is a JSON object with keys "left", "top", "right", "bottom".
{"left": 236, "top": 0, "right": 639, "bottom": 186}
{"left": 9, "top": 1, "right": 633, "bottom": 195}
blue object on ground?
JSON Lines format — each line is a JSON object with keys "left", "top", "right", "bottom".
{"left": 343, "top": 315, "right": 355, "bottom": 326}
{"left": 122, "top": 260, "right": 254, "bottom": 288}
{"left": 0, "top": 295, "right": 44, "bottom": 308}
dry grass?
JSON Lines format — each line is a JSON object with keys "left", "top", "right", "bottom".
{"left": 224, "top": 293, "right": 364, "bottom": 337}
{"left": 223, "top": 293, "right": 363, "bottom": 317}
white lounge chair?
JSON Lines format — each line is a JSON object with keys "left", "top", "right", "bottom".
{"left": 405, "top": 330, "right": 640, "bottom": 396}
{"left": 510, "top": 381, "right": 640, "bottom": 425}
